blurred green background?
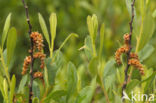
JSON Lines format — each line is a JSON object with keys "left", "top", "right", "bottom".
{"left": 0, "top": 0, "right": 155, "bottom": 82}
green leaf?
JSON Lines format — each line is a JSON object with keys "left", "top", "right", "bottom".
{"left": 33, "top": 81, "right": 40, "bottom": 98}
{"left": 0, "top": 75, "right": 5, "bottom": 98}
{"left": 99, "top": 23, "right": 105, "bottom": 58}
{"left": 49, "top": 13, "right": 57, "bottom": 49}
{"left": 143, "top": 72, "right": 156, "bottom": 94}
{"left": 126, "top": 79, "right": 139, "bottom": 93}
{"left": 104, "top": 73, "right": 116, "bottom": 91}
{"left": 9, "top": 75, "right": 16, "bottom": 103}
{"left": 66, "top": 62, "right": 77, "bottom": 101}
{"left": 44, "top": 90, "right": 66, "bottom": 103}
{"left": 92, "top": 14, "right": 98, "bottom": 42}
{"left": 87, "top": 14, "right": 98, "bottom": 43}
{"left": 138, "top": 44, "right": 155, "bottom": 62}
{"left": 1, "top": 13, "right": 12, "bottom": 48}
{"left": 38, "top": 13, "right": 50, "bottom": 46}
{"left": 7, "top": 27, "right": 17, "bottom": 65}
{"left": 103, "top": 59, "right": 116, "bottom": 78}
{"left": 44, "top": 67, "right": 49, "bottom": 88}
{"left": 77, "top": 65, "right": 85, "bottom": 92}
{"left": 137, "top": 12, "right": 155, "bottom": 51}
{"left": 53, "top": 51, "right": 65, "bottom": 68}
{"left": 75, "top": 77, "right": 96, "bottom": 103}
{"left": 84, "top": 36, "right": 93, "bottom": 60}
{"left": 103, "top": 59, "right": 116, "bottom": 91}
{"left": 3, "top": 49, "right": 7, "bottom": 66}
{"left": 141, "top": 72, "right": 156, "bottom": 83}
{"left": 87, "top": 16, "right": 94, "bottom": 39}
{"left": 18, "top": 74, "right": 28, "bottom": 93}
{"left": 3, "top": 78, "right": 8, "bottom": 100}
{"left": 33, "top": 97, "right": 39, "bottom": 103}
{"left": 88, "top": 57, "right": 98, "bottom": 76}
{"left": 45, "top": 58, "right": 58, "bottom": 85}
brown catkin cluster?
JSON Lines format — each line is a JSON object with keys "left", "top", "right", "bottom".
{"left": 33, "top": 72, "right": 43, "bottom": 78}
{"left": 115, "top": 33, "right": 144, "bottom": 75}
{"left": 130, "top": 53, "right": 138, "bottom": 60}
{"left": 115, "top": 46, "right": 128, "bottom": 64}
{"left": 22, "top": 32, "right": 46, "bottom": 77}
{"left": 22, "top": 56, "right": 31, "bottom": 75}
{"left": 123, "top": 33, "right": 130, "bottom": 45}
{"left": 128, "top": 59, "right": 144, "bottom": 75}
{"left": 30, "top": 32, "right": 44, "bottom": 52}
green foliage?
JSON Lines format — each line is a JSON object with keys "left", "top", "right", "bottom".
{"left": 66, "top": 62, "right": 77, "bottom": 102}
{"left": 38, "top": 13, "right": 50, "bottom": 46}
{"left": 45, "top": 58, "right": 58, "bottom": 85}
{"left": 1, "top": 13, "right": 11, "bottom": 49}
{"left": 18, "top": 74, "right": 28, "bottom": 93}
{"left": 43, "top": 90, "right": 66, "bottom": 103}
{"left": 0, "top": 0, "right": 156, "bottom": 103}
{"left": 9, "top": 75, "right": 16, "bottom": 103}
{"left": 7, "top": 27, "right": 17, "bottom": 65}
{"left": 126, "top": 79, "right": 139, "bottom": 94}
{"left": 75, "top": 77, "right": 96, "bottom": 103}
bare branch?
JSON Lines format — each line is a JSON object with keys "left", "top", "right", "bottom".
{"left": 21, "top": 0, "right": 34, "bottom": 103}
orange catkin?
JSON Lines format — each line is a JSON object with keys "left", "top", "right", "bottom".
{"left": 22, "top": 56, "right": 32, "bottom": 75}
{"left": 128, "top": 59, "right": 144, "bottom": 75}
{"left": 33, "top": 72, "right": 43, "bottom": 78}
{"left": 115, "top": 33, "right": 131, "bottom": 65}
{"left": 30, "top": 32, "right": 44, "bottom": 51}
{"left": 123, "top": 33, "right": 130, "bottom": 45}
{"left": 22, "top": 32, "right": 46, "bottom": 75}
{"left": 130, "top": 52, "right": 138, "bottom": 60}
{"left": 115, "top": 45, "right": 130, "bottom": 65}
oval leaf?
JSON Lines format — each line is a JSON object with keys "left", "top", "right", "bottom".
{"left": 7, "top": 27, "right": 17, "bottom": 65}
{"left": 38, "top": 13, "right": 50, "bottom": 46}
{"left": 1, "top": 13, "right": 12, "bottom": 48}
{"left": 67, "top": 62, "right": 77, "bottom": 101}
{"left": 49, "top": 13, "right": 57, "bottom": 45}
{"left": 10, "top": 75, "right": 16, "bottom": 103}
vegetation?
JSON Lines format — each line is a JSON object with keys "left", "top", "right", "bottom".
{"left": 0, "top": 0, "right": 155, "bottom": 103}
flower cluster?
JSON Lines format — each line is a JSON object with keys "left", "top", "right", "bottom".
{"left": 123, "top": 33, "right": 130, "bottom": 45}
{"left": 22, "top": 56, "right": 31, "bottom": 75}
{"left": 130, "top": 53, "right": 138, "bottom": 60}
{"left": 115, "top": 33, "right": 144, "bottom": 75}
{"left": 115, "top": 46, "right": 128, "bottom": 64}
{"left": 22, "top": 32, "right": 45, "bottom": 77}
{"left": 128, "top": 59, "right": 144, "bottom": 75}
{"left": 33, "top": 72, "right": 43, "bottom": 78}
{"left": 30, "top": 32, "right": 44, "bottom": 52}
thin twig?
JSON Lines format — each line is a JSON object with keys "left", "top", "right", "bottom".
{"left": 21, "top": 0, "right": 34, "bottom": 103}
{"left": 122, "top": 0, "right": 135, "bottom": 101}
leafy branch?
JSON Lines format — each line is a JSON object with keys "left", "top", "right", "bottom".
{"left": 122, "top": 0, "right": 136, "bottom": 100}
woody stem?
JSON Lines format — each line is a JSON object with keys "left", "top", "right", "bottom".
{"left": 122, "top": 0, "right": 135, "bottom": 101}
{"left": 21, "top": 0, "right": 34, "bottom": 103}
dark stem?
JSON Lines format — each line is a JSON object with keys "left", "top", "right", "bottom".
{"left": 21, "top": 0, "right": 34, "bottom": 103}
{"left": 122, "top": 0, "right": 135, "bottom": 101}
